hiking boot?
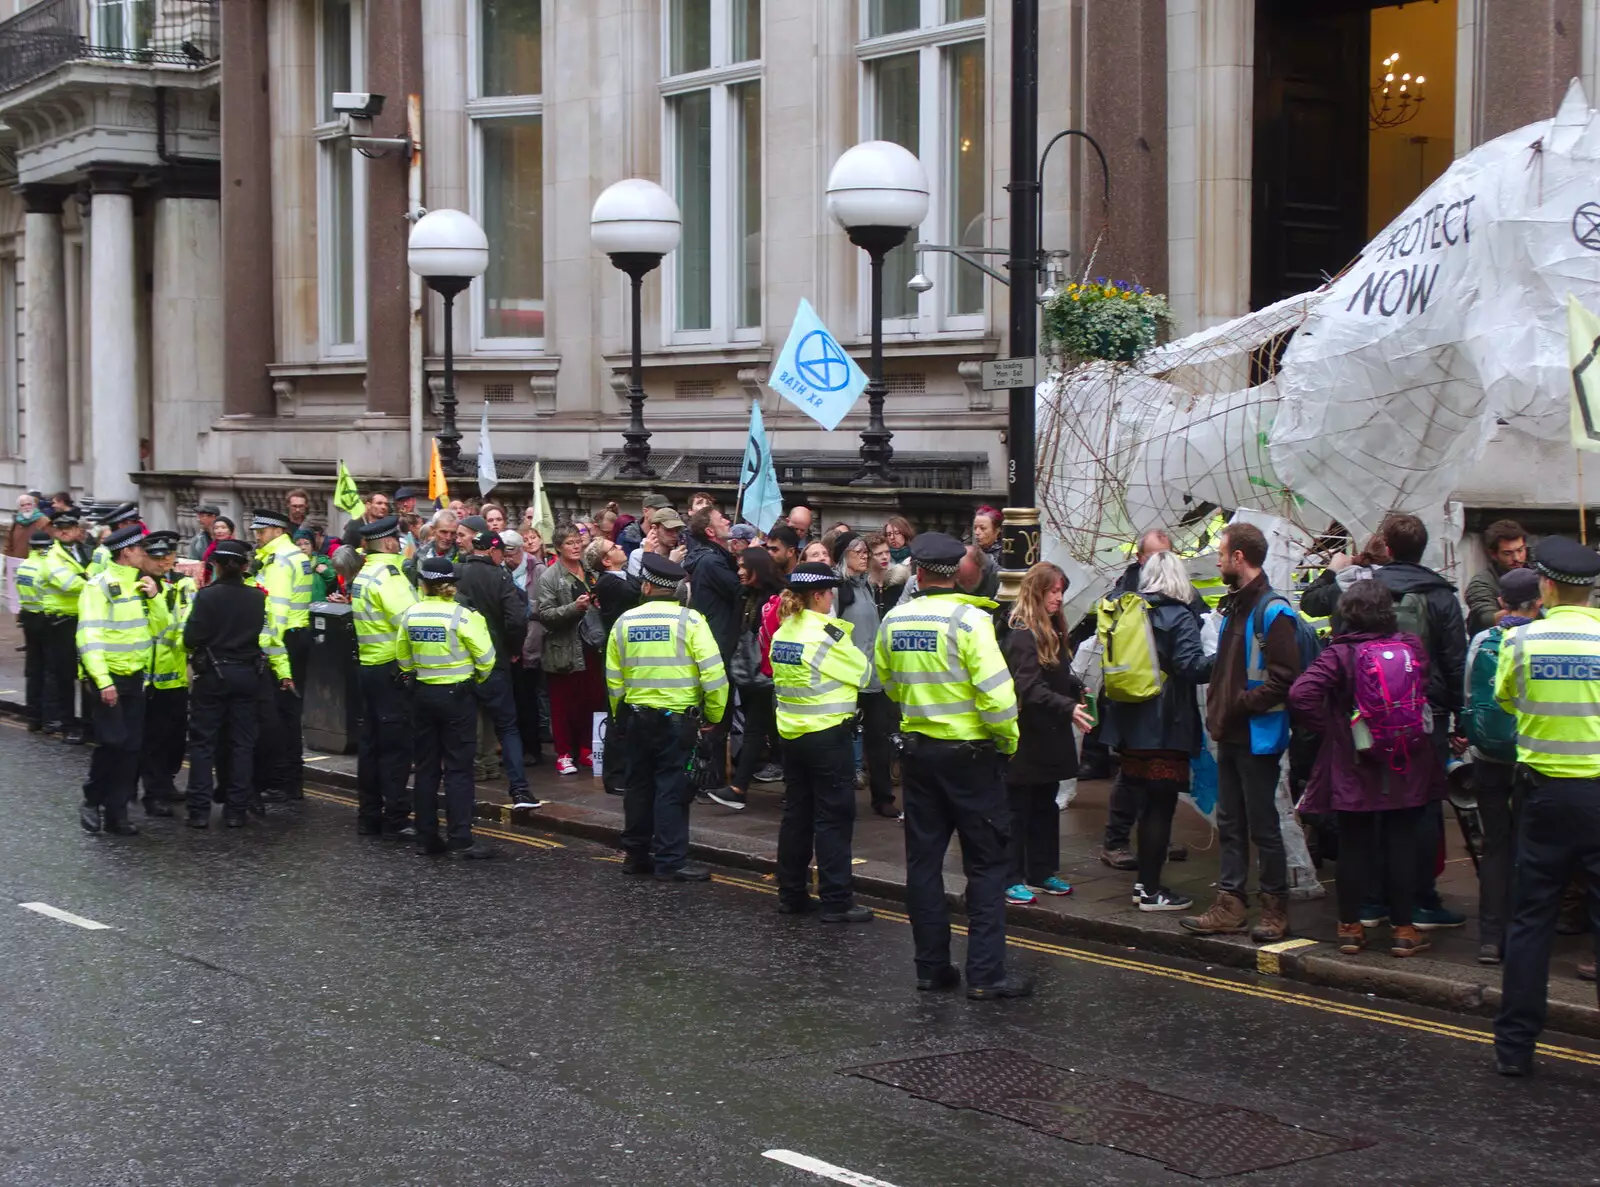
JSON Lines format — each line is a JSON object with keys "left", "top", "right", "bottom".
{"left": 1179, "top": 891, "right": 1249, "bottom": 935}
{"left": 1099, "top": 847, "right": 1138, "bottom": 871}
{"left": 1251, "top": 893, "right": 1290, "bottom": 943}
{"left": 1391, "top": 924, "right": 1431, "bottom": 958}
{"left": 1336, "top": 923, "right": 1366, "bottom": 955}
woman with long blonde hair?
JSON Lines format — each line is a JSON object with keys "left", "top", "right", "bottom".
{"left": 1000, "top": 563, "right": 1095, "bottom": 904}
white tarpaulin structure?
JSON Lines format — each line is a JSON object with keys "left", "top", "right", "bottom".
{"left": 1039, "top": 79, "right": 1600, "bottom": 603}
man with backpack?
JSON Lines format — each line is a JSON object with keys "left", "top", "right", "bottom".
{"left": 1181, "top": 522, "right": 1306, "bottom": 942}
{"left": 1375, "top": 513, "right": 1469, "bottom": 930}
{"left": 1463, "top": 567, "right": 1542, "bottom": 966}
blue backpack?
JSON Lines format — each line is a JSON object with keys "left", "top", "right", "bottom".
{"left": 1239, "top": 591, "right": 1324, "bottom": 756}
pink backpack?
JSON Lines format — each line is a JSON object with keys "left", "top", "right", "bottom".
{"left": 1351, "top": 637, "right": 1429, "bottom": 770}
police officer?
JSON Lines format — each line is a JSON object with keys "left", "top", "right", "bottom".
{"left": 36, "top": 510, "right": 90, "bottom": 742}
{"left": 352, "top": 515, "right": 418, "bottom": 837}
{"left": 604, "top": 553, "right": 728, "bottom": 882}
{"left": 135, "top": 532, "right": 194, "bottom": 817}
{"left": 396, "top": 556, "right": 498, "bottom": 859}
{"left": 770, "top": 562, "right": 872, "bottom": 921}
{"left": 876, "top": 532, "right": 1025, "bottom": 999}
{"left": 15, "top": 529, "right": 53, "bottom": 731}
{"left": 183, "top": 539, "right": 267, "bottom": 829}
{"left": 76, "top": 525, "right": 169, "bottom": 836}
{"left": 252, "top": 508, "right": 315, "bottom": 800}
{"left": 1492, "top": 537, "right": 1600, "bottom": 1076}
{"left": 87, "top": 502, "right": 142, "bottom": 577}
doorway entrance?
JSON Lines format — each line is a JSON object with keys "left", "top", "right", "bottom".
{"left": 1250, "top": 0, "right": 1457, "bottom": 310}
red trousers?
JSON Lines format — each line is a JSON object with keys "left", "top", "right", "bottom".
{"left": 546, "top": 657, "right": 605, "bottom": 758}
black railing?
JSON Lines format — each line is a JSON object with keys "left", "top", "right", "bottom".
{"left": 0, "top": 0, "right": 217, "bottom": 94}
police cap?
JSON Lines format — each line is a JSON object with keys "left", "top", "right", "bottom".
{"left": 29, "top": 530, "right": 52, "bottom": 548}
{"left": 100, "top": 501, "right": 139, "bottom": 527}
{"left": 142, "top": 530, "right": 181, "bottom": 558}
{"left": 210, "top": 539, "right": 251, "bottom": 563}
{"left": 1534, "top": 537, "right": 1600, "bottom": 586}
{"left": 788, "top": 562, "right": 841, "bottom": 591}
{"left": 909, "top": 531, "right": 965, "bottom": 575}
{"left": 251, "top": 508, "right": 291, "bottom": 532}
{"left": 418, "top": 556, "right": 457, "bottom": 583}
{"left": 105, "top": 524, "right": 147, "bottom": 553}
{"left": 639, "top": 552, "right": 687, "bottom": 589}
{"left": 50, "top": 511, "right": 80, "bottom": 528}
{"left": 359, "top": 515, "right": 401, "bottom": 542}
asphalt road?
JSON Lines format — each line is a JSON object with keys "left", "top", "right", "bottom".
{"left": 2, "top": 722, "right": 1598, "bottom": 1187}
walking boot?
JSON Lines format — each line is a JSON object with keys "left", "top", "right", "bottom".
{"left": 1250, "top": 893, "right": 1290, "bottom": 943}
{"left": 1390, "top": 924, "right": 1431, "bottom": 958}
{"left": 1336, "top": 922, "right": 1365, "bottom": 955}
{"left": 1179, "top": 890, "right": 1249, "bottom": 935}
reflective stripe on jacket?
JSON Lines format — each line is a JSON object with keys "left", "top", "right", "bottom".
{"left": 15, "top": 551, "right": 47, "bottom": 613}
{"left": 351, "top": 553, "right": 417, "bottom": 666}
{"left": 771, "top": 608, "right": 868, "bottom": 739}
{"left": 604, "top": 599, "right": 729, "bottom": 720}
{"left": 394, "top": 596, "right": 495, "bottom": 685}
{"left": 150, "top": 573, "right": 197, "bottom": 689}
{"left": 255, "top": 535, "right": 314, "bottom": 679}
{"left": 76, "top": 561, "right": 166, "bottom": 688}
{"left": 37, "top": 541, "right": 87, "bottom": 615}
{"left": 1494, "top": 605, "right": 1600, "bottom": 777}
{"left": 875, "top": 590, "right": 1020, "bottom": 754}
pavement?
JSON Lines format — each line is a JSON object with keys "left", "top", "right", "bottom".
{"left": 0, "top": 614, "right": 1594, "bottom": 1044}
{"left": 4, "top": 721, "right": 1600, "bottom": 1186}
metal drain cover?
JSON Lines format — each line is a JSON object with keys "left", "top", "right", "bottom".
{"left": 843, "top": 1049, "right": 1366, "bottom": 1179}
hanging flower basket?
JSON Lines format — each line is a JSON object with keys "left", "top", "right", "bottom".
{"left": 1042, "top": 279, "right": 1173, "bottom": 366}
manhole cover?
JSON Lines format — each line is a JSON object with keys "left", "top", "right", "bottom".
{"left": 843, "top": 1049, "right": 1367, "bottom": 1179}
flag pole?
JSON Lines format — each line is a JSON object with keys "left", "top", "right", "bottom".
{"left": 1581, "top": 450, "right": 1588, "bottom": 545}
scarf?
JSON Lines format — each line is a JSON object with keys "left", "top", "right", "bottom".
{"left": 15, "top": 510, "right": 40, "bottom": 526}
{"left": 889, "top": 545, "right": 911, "bottom": 564}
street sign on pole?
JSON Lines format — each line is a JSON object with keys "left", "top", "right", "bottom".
{"left": 981, "top": 357, "right": 1038, "bottom": 391}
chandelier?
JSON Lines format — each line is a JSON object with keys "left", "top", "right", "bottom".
{"left": 1370, "top": 52, "right": 1426, "bottom": 129}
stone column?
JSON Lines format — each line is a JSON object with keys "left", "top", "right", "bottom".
{"left": 20, "top": 185, "right": 71, "bottom": 493}
{"left": 152, "top": 173, "right": 223, "bottom": 473}
{"left": 87, "top": 173, "right": 141, "bottom": 502}
{"left": 1478, "top": 0, "right": 1583, "bottom": 140}
{"left": 365, "top": 0, "right": 424, "bottom": 417}
{"left": 221, "top": 0, "right": 275, "bottom": 417}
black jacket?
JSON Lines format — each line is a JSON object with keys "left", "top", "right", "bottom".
{"left": 1375, "top": 561, "right": 1466, "bottom": 714}
{"left": 1001, "top": 625, "right": 1085, "bottom": 784}
{"left": 1299, "top": 569, "right": 1340, "bottom": 625}
{"left": 683, "top": 533, "right": 742, "bottom": 661}
{"left": 183, "top": 578, "right": 266, "bottom": 664}
{"left": 1099, "top": 596, "right": 1212, "bottom": 757}
{"left": 596, "top": 569, "right": 641, "bottom": 634}
{"left": 454, "top": 554, "right": 526, "bottom": 670}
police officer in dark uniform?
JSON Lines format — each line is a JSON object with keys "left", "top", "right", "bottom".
{"left": 183, "top": 538, "right": 268, "bottom": 828}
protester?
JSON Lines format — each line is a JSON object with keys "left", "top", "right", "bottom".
{"left": 587, "top": 536, "right": 636, "bottom": 632}
{"left": 831, "top": 531, "right": 896, "bottom": 816}
{"left": 1001, "top": 563, "right": 1095, "bottom": 904}
{"left": 1097, "top": 552, "right": 1212, "bottom": 910}
{"left": 684, "top": 505, "right": 742, "bottom": 663}
{"left": 482, "top": 503, "right": 508, "bottom": 533}
{"left": 1301, "top": 534, "right": 1391, "bottom": 634}
{"left": 972, "top": 506, "right": 1004, "bottom": 569}
{"left": 5, "top": 493, "right": 41, "bottom": 613}
{"left": 1465, "top": 519, "right": 1531, "bottom": 634}
{"left": 1182, "top": 522, "right": 1302, "bottom": 942}
{"left": 625, "top": 507, "right": 687, "bottom": 578}
{"left": 286, "top": 488, "right": 312, "bottom": 528}
{"left": 765, "top": 524, "right": 801, "bottom": 576}
{"left": 296, "top": 528, "right": 340, "bottom": 601}
{"left": 883, "top": 516, "right": 915, "bottom": 564}
{"left": 728, "top": 524, "right": 756, "bottom": 557}
{"left": 872, "top": 531, "right": 908, "bottom": 612}
{"left": 1289, "top": 579, "right": 1444, "bottom": 957}
{"left": 689, "top": 491, "right": 716, "bottom": 514}
{"left": 594, "top": 504, "right": 620, "bottom": 539}
{"left": 802, "top": 540, "right": 831, "bottom": 566}
{"left": 721, "top": 545, "right": 785, "bottom": 808}
{"left": 787, "top": 504, "right": 814, "bottom": 541}
{"left": 619, "top": 492, "right": 669, "bottom": 556}
{"left": 536, "top": 524, "right": 604, "bottom": 775}
{"left": 185, "top": 503, "right": 220, "bottom": 560}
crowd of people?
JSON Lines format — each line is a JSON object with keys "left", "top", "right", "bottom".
{"left": 4, "top": 487, "right": 1598, "bottom": 1066}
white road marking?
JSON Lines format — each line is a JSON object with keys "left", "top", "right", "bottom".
{"left": 19, "top": 902, "right": 112, "bottom": 930}
{"left": 762, "top": 1151, "right": 904, "bottom": 1187}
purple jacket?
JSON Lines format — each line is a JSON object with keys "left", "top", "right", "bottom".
{"left": 1287, "top": 631, "right": 1447, "bottom": 814}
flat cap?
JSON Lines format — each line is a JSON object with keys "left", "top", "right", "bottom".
{"left": 1534, "top": 537, "right": 1600, "bottom": 586}
{"left": 211, "top": 538, "right": 251, "bottom": 562}
{"left": 640, "top": 491, "right": 669, "bottom": 509}
{"left": 461, "top": 515, "right": 490, "bottom": 533}
{"left": 640, "top": 552, "right": 687, "bottom": 588}
{"left": 359, "top": 515, "right": 401, "bottom": 542}
{"left": 788, "top": 562, "right": 841, "bottom": 590}
{"left": 648, "top": 506, "right": 686, "bottom": 530}
{"left": 418, "top": 555, "right": 457, "bottom": 582}
{"left": 141, "top": 530, "right": 180, "bottom": 558}
{"left": 473, "top": 530, "right": 503, "bottom": 552}
{"left": 393, "top": 485, "right": 417, "bottom": 501}
{"left": 1497, "top": 566, "right": 1542, "bottom": 607}
{"left": 195, "top": 503, "right": 221, "bottom": 517}
{"left": 251, "top": 508, "right": 291, "bottom": 531}
{"left": 105, "top": 524, "right": 147, "bottom": 553}
{"left": 729, "top": 523, "right": 757, "bottom": 542}
{"left": 909, "top": 531, "right": 966, "bottom": 575}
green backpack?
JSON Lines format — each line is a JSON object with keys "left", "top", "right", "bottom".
{"left": 1462, "top": 627, "right": 1518, "bottom": 763}
{"left": 1392, "top": 590, "right": 1433, "bottom": 650}
{"left": 1097, "top": 593, "right": 1165, "bottom": 703}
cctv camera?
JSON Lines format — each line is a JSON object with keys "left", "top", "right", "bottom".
{"left": 907, "top": 272, "right": 933, "bottom": 294}
{"left": 331, "top": 91, "right": 385, "bottom": 118}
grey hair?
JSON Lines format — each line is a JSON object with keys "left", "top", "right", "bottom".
{"left": 431, "top": 508, "right": 458, "bottom": 529}
{"left": 1138, "top": 549, "right": 1196, "bottom": 604}
{"left": 833, "top": 535, "right": 868, "bottom": 582}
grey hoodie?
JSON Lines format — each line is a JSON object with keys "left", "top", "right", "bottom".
{"left": 836, "top": 572, "right": 882, "bottom": 693}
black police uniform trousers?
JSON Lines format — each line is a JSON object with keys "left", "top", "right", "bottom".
{"left": 19, "top": 609, "right": 43, "bottom": 727}
{"left": 40, "top": 613, "right": 79, "bottom": 730}
{"left": 474, "top": 667, "right": 529, "bottom": 794}
{"left": 777, "top": 720, "right": 859, "bottom": 908}
{"left": 1494, "top": 770, "right": 1600, "bottom": 1063}
{"left": 357, "top": 660, "right": 413, "bottom": 831}
{"left": 901, "top": 736, "right": 1012, "bottom": 988}
{"left": 83, "top": 674, "right": 146, "bottom": 824}
{"left": 620, "top": 707, "right": 694, "bottom": 872}
{"left": 413, "top": 680, "right": 478, "bottom": 849}
{"left": 271, "top": 626, "right": 312, "bottom": 795}
{"left": 139, "top": 685, "right": 188, "bottom": 805}
{"left": 186, "top": 663, "right": 261, "bottom": 816}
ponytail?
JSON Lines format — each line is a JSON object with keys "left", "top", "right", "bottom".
{"left": 778, "top": 588, "right": 805, "bottom": 623}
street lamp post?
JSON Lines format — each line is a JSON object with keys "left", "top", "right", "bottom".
{"left": 826, "top": 141, "right": 930, "bottom": 487}
{"left": 590, "top": 179, "right": 683, "bottom": 480}
{"left": 408, "top": 209, "right": 489, "bottom": 478}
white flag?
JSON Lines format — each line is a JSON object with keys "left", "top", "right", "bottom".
{"left": 477, "top": 401, "right": 498, "bottom": 496}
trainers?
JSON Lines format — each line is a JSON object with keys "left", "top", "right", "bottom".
{"left": 752, "top": 762, "right": 785, "bottom": 783}
{"left": 1477, "top": 942, "right": 1503, "bottom": 966}
{"left": 706, "top": 786, "right": 747, "bottom": 811}
{"left": 1358, "top": 903, "right": 1390, "bottom": 928}
{"left": 555, "top": 754, "right": 577, "bottom": 776}
{"left": 1129, "top": 882, "right": 1145, "bottom": 905}
{"left": 510, "top": 794, "right": 544, "bottom": 810}
{"left": 1030, "top": 876, "right": 1073, "bottom": 897}
{"left": 968, "top": 974, "right": 1034, "bottom": 1001}
{"left": 1138, "top": 887, "right": 1193, "bottom": 912}
{"left": 578, "top": 748, "right": 593, "bottom": 769}
{"left": 1413, "top": 905, "right": 1466, "bottom": 931}
{"left": 1180, "top": 891, "right": 1250, "bottom": 935}
{"left": 1005, "top": 884, "right": 1036, "bottom": 905}
{"left": 1390, "top": 924, "right": 1431, "bottom": 957}
{"left": 1250, "top": 893, "right": 1290, "bottom": 943}
{"left": 1099, "top": 847, "right": 1138, "bottom": 871}
{"left": 1337, "top": 922, "right": 1366, "bottom": 954}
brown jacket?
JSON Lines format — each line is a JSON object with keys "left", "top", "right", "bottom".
{"left": 4, "top": 519, "right": 34, "bottom": 559}
{"left": 1205, "top": 572, "right": 1302, "bottom": 746}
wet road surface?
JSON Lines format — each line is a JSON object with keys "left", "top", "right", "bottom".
{"left": 2, "top": 723, "right": 1598, "bottom": 1186}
